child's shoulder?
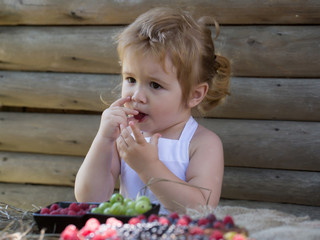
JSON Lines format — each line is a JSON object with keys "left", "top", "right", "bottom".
{"left": 190, "top": 124, "right": 223, "bottom": 154}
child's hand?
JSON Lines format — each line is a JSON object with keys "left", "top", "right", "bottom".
{"left": 116, "top": 121, "right": 161, "bottom": 174}
{"left": 98, "top": 97, "right": 138, "bottom": 142}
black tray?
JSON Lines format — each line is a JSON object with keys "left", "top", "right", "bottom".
{"left": 33, "top": 201, "right": 160, "bottom": 233}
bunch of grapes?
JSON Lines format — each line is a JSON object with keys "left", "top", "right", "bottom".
{"left": 90, "top": 193, "right": 152, "bottom": 216}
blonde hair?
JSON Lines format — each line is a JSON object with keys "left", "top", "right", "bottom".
{"left": 116, "top": 7, "right": 230, "bottom": 113}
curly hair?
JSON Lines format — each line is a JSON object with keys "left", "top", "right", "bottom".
{"left": 116, "top": 7, "right": 230, "bottom": 113}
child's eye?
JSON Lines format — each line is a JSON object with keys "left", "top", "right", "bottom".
{"left": 126, "top": 77, "right": 136, "bottom": 83}
{"left": 150, "top": 82, "right": 162, "bottom": 89}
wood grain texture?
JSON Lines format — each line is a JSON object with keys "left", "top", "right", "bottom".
{"left": 0, "top": 112, "right": 319, "bottom": 171}
{"left": 0, "top": 26, "right": 319, "bottom": 77}
{"left": 0, "top": 183, "right": 76, "bottom": 210}
{"left": 0, "top": 151, "right": 82, "bottom": 186}
{"left": 0, "top": 0, "right": 319, "bottom": 25}
{"left": 1, "top": 71, "right": 319, "bottom": 121}
{"left": 222, "top": 167, "right": 320, "bottom": 206}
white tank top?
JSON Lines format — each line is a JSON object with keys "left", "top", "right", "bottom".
{"left": 120, "top": 116, "right": 198, "bottom": 214}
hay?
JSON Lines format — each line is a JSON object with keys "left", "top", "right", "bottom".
{"left": 0, "top": 202, "right": 46, "bottom": 240}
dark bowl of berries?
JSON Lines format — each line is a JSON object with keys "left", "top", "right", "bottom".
{"left": 33, "top": 195, "right": 160, "bottom": 233}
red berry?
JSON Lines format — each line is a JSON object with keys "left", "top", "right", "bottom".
{"left": 128, "top": 217, "right": 141, "bottom": 225}
{"left": 206, "top": 214, "right": 217, "bottom": 223}
{"left": 79, "top": 203, "right": 90, "bottom": 210}
{"left": 80, "top": 218, "right": 100, "bottom": 236}
{"left": 49, "top": 203, "right": 59, "bottom": 211}
{"left": 148, "top": 214, "right": 159, "bottom": 222}
{"left": 213, "top": 221, "right": 224, "bottom": 229}
{"left": 169, "top": 212, "right": 179, "bottom": 220}
{"left": 67, "top": 210, "right": 77, "bottom": 216}
{"left": 158, "top": 216, "right": 170, "bottom": 225}
{"left": 137, "top": 214, "right": 147, "bottom": 220}
{"left": 97, "top": 228, "right": 118, "bottom": 239}
{"left": 61, "top": 225, "right": 79, "bottom": 240}
{"left": 189, "top": 226, "right": 204, "bottom": 235}
{"left": 50, "top": 209, "right": 61, "bottom": 215}
{"left": 223, "top": 215, "right": 234, "bottom": 225}
{"left": 61, "top": 208, "right": 69, "bottom": 215}
{"left": 232, "top": 234, "right": 247, "bottom": 240}
{"left": 209, "top": 230, "right": 224, "bottom": 240}
{"left": 181, "top": 215, "right": 192, "bottom": 224}
{"left": 198, "top": 218, "right": 209, "bottom": 226}
{"left": 177, "top": 217, "right": 189, "bottom": 226}
{"left": 69, "top": 203, "right": 80, "bottom": 212}
{"left": 40, "top": 207, "right": 50, "bottom": 214}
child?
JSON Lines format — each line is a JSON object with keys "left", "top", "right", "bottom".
{"left": 75, "top": 7, "right": 231, "bottom": 214}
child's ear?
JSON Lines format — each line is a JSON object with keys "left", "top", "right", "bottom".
{"left": 188, "top": 83, "right": 208, "bottom": 108}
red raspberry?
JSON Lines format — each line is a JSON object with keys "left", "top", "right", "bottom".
{"left": 148, "top": 214, "right": 159, "bottom": 222}
{"left": 61, "top": 224, "right": 79, "bottom": 240}
{"left": 223, "top": 215, "right": 234, "bottom": 225}
{"left": 50, "top": 209, "right": 61, "bottom": 215}
{"left": 40, "top": 207, "right": 50, "bottom": 214}
{"left": 128, "top": 217, "right": 141, "bottom": 225}
{"left": 96, "top": 228, "right": 118, "bottom": 239}
{"left": 68, "top": 210, "right": 77, "bottom": 216}
{"left": 209, "top": 230, "right": 224, "bottom": 240}
{"left": 79, "top": 203, "right": 90, "bottom": 210}
{"left": 198, "top": 218, "right": 209, "bottom": 226}
{"left": 169, "top": 212, "right": 179, "bottom": 220}
{"left": 61, "top": 208, "right": 69, "bottom": 215}
{"left": 189, "top": 226, "right": 204, "bottom": 235}
{"left": 69, "top": 203, "right": 80, "bottom": 212}
{"left": 158, "top": 216, "right": 170, "bottom": 225}
{"left": 49, "top": 203, "right": 59, "bottom": 211}
{"left": 80, "top": 218, "right": 101, "bottom": 236}
{"left": 177, "top": 217, "right": 189, "bottom": 226}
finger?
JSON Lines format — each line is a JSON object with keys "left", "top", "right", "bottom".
{"left": 150, "top": 133, "right": 161, "bottom": 146}
{"left": 110, "top": 96, "right": 132, "bottom": 107}
{"left": 129, "top": 121, "right": 146, "bottom": 144}
{"left": 120, "top": 124, "right": 134, "bottom": 145}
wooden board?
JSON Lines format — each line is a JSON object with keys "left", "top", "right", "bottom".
{"left": 1, "top": 71, "right": 319, "bottom": 121}
{"left": 0, "top": 183, "right": 76, "bottom": 210}
{"left": 0, "top": 26, "right": 320, "bottom": 77}
{"left": 0, "top": 151, "right": 82, "bottom": 186}
{"left": 1, "top": 166, "right": 319, "bottom": 210}
{"left": 0, "top": 0, "right": 319, "bottom": 25}
{"left": 0, "top": 112, "right": 319, "bottom": 171}
{"left": 222, "top": 167, "right": 320, "bottom": 206}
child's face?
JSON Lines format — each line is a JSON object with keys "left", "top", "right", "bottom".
{"left": 121, "top": 50, "right": 191, "bottom": 137}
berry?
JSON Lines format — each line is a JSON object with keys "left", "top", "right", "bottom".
{"left": 209, "top": 230, "right": 224, "bottom": 240}
{"left": 49, "top": 203, "right": 59, "bottom": 211}
{"left": 189, "top": 226, "right": 204, "bottom": 235}
{"left": 40, "top": 207, "right": 50, "bottom": 214}
{"left": 158, "top": 216, "right": 171, "bottom": 225}
{"left": 169, "top": 212, "right": 179, "bottom": 220}
{"left": 137, "top": 214, "right": 147, "bottom": 220}
{"left": 148, "top": 214, "right": 159, "bottom": 222}
{"left": 223, "top": 215, "right": 234, "bottom": 226}
{"left": 128, "top": 217, "right": 141, "bottom": 225}
{"left": 181, "top": 215, "right": 192, "bottom": 224}
{"left": 207, "top": 214, "right": 217, "bottom": 223}
{"left": 106, "top": 217, "right": 123, "bottom": 227}
{"left": 79, "top": 203, "right": 90, "bottom": 210}
{"left": 232, "top": 234, "right": 247, "bottom": 240}
{"left": 176, "top": 217, "right": 189, "bottom": 226}
{"left": 69, "top": 203, "right": 80, "bottom": 212}
{"left": 67, "top": 210, "right": 77, "bottom": 216}
{"left": 198, "top": 218, "right": 209, "bottom": 226}
{"left": 80, "top": 218, "right": 100, "bottom": 236}
{"left": 61, "top": 224, "right": 79, "bottom": 240}
{"left": 213, "top": 221, "right": 224, "bottom": 229}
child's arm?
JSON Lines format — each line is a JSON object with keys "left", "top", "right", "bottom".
{"left": 117, "top": 122, "right": 223, "bottom": 213}
{"left": 74, "top": 97, "right": 138, "bottom": 202}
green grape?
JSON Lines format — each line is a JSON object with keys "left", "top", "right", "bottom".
{"left": 110, "top": 193, "right": 124, "bottom": 204}
{"left": 135, "top": 200, "right": 152, "bottom": 214}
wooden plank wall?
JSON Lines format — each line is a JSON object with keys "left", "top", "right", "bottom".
{"left": 0, "top": 0, "right": 319, "bottom": 210}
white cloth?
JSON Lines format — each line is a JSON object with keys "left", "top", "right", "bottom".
{"left": 120, "top": 116, "right": 198, "bottom": 214}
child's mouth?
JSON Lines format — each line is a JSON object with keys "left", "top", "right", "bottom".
{"left": 134, "top": 112, "right": 147, "bottom": 121}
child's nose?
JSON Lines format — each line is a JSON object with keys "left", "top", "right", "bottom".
{"left": 132, "top": 88, "right": 147, "bottom": 103}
